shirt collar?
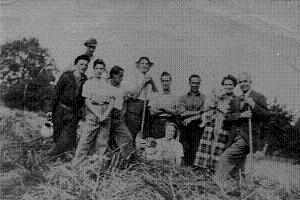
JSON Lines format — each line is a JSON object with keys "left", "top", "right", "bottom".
{"left": 243, "top": 89, "right": 252, "bottom": 98}
{"left": 187, "top": 90, "right": 201, "bottom": 96}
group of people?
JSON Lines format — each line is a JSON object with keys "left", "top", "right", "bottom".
{"left": 46, "top": 38, "right": 270, "bottom": 191}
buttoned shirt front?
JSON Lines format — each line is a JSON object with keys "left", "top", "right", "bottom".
{"left": 178, "top": 91, "right": 206, "bottom": 112}
{"left": 82, "top": 78, "right": 125, "bottom": 111}
{"left": 148, "top": 92, "right": 179, "bottom": 114}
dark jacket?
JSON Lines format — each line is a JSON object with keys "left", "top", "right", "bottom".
{"left": 223, "top": 90, "right": 270, "bottom": 152}
{"left": 51, "top": 71, "right": 87, "bottom": 116}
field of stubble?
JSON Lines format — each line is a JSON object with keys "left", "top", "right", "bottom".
{"left": 0, "top": 108, "right": 299, "bottom": 200}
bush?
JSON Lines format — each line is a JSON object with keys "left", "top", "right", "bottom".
{"left": 0, "top": 38, "right": 57, "bottom": 112}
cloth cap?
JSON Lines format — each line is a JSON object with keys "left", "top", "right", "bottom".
{"left": 84, "top": 38, "right": 97, "bottom": 47}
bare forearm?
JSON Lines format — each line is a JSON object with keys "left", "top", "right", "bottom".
{"left": 149, "top": 107, "right": 163, "bottom": 116}
{"left": 180, "top": 110, "right": 201, "bottom": 118}
{"left": 186, "top": 114, "right": 201, "bottom": 121}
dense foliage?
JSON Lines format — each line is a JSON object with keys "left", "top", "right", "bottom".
{"left": 0, "top": 38, "right": 57, "bottom": 111}
{"left": 264, "top": 99, "right": 300, "bottom": 160}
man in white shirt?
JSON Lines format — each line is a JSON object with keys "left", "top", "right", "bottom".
{"left": 108, "top": 65, "right": 135, "bottom": 167}
{"left": 123, "top": 57, "right": 158, "bottom": 139}
{"left": 73, "top": 59, "right": 114, "bottom": 166}
{"left": 146, "top": 71, "right": 179, "bottom": 139}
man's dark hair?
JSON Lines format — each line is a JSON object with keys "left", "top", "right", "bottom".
{"left": 109, "top": 65, "right": 124, "bottom": 79}
{"left": 189, "top": 74, "right": 201, "bottom": 82}
{"left": 221, "top": 74, "right": 237, "bottom": 87}
{"left": 93, "top": 59, "right": 106, "bottom": 69}
{"left": 161, "top": 71, "right": 172, "bottom": 81}
{"left": 74, "top": 54, "right": 90, "bottom": 65}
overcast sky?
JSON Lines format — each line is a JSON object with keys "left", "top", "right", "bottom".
{"left": 1, "top": 0, "right": 299, "bottom": 115}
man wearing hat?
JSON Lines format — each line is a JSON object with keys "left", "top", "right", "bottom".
{"left": 59, "top": 38, "right": 101, "bottom": 77}
{"left": 83, "top": 38, "right": 108, "bottom": 80}
{"left": 84, "top": 38, "right": 97, "bottom": 59}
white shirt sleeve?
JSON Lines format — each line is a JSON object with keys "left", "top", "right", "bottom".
{"left": 174, "top": 141, "right": 184, "bottom": 158}
{"left": 148, "top": 93, "right": 158, "bottom": 108}
{"left": 82, "top": 79, "right": 92, "bottom": 99}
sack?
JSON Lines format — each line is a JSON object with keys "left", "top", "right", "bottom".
{"left": 40, "top": 121, "right": 53, "bottom": 138}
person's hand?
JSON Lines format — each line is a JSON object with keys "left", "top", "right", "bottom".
{"left": 46, "top": 112, "right": 52, "bottom": 120}
{"left": 142, "top": 76, "right": 153, "bottom": 87}
{"left": 124, "top": 91, "right": 132, "bottom": 100}
{"left": 240, "top": 110, "right": 252, "bottom": 118}
{"left": 183, "top": 118, "right": 193, "bottom": 126}
{"left": 244, "top": 97, "right": 255, "bottom": 108}
{"left": 107, "top": 97, "right": 115, "bottom": 108}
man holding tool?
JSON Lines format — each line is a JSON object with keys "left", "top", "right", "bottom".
{"left": 215, "top": 72, "right": 270, "bottom": 196}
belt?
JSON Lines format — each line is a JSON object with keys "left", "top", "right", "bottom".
{"left": 58, "top": 103, "right": 72, "bottom": 111}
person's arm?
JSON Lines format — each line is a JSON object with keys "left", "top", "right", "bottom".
{"left": 180, "top": 110, "right": 202, "bottom": 118}
{"left": 128, "top": 76, "right": 152, "bottom": 99}
{"left": 148, "top": 94, "right": 163, "bottom": 116}
{"left": 182, "top": 114, "right": 202, "bottom": 126}
{"left": 225, "top": 98, "right": 252, "bottom": 121}
{"left": 149, "top": 107, "right": 164, "bottom": 116}
{"left": 85, "top": 97, "right": 114, "bottom": 121}
{"left": 175, "top": 142, "right": 184, "bottom": 166}
{"left": 50, "top": 73, "right": 66, "bottom": 114}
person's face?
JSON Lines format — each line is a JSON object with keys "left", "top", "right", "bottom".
{"left": 165, "top": 124, "right": 176, "bottom": 140}
{"left": 137, "top": 59, "right": 151, "bottom": 74}
{"left": 223, "top": 79, "right": 235, "bottom": 94}
{"left": 238, "top": 74, "right": 252, "bottom": 93}
{"left": 86, "top": 46, "right": 96, "bottom": 56}
{"left": 189, "top": 77, "right": 201, "bottom": 92}
{"left": 111, "top": 71, "right": 124, "bottom": 85}
{"left": 94, "top": 64, "right": 105, "bottom": 79}
{"left": 75, "top": 59, "right": 89, "bottom": 74}
{"left": 161, "top": 75, "right": 171, "bottom": 91}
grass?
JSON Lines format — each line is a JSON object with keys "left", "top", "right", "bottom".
{"left": 0, "top": 109, "right": 299, "bottom": 200}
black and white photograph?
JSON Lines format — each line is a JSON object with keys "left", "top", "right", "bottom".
{"left": 0, "top": 0, "right": 299, "bottom": 199}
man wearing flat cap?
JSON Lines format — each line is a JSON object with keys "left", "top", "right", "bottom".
{"left": 84, "top": 38, "right": 97, "bottom": 59}
{"left": 59, "top": 38, "right": 99, "bottom": 76}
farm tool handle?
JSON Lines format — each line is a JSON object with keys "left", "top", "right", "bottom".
{"left": 248, "top": 106, "right": 254, "bottom": 174}
{"left": 140, "top": 86, "right": 148, "bottom": 138}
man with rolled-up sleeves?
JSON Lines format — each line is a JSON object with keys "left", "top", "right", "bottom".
{"left": 178, "top": 74, "right": 206, "bottom": 166}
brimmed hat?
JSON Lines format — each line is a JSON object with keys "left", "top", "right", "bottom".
{"left": 84, "top": 38, "right": 97, "bottom": 47}
{"left": 136, "top": 57, "right": 154, "bottom": 67}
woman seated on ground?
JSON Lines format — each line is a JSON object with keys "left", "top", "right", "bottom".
{"left": 194, "top": 74, "right": 237, "bottom": 174}
{"left": 141, "top": 122, "right": 183, "bottom": 166}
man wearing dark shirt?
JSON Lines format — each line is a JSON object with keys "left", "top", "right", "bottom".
{"left": 47, "top": 54, "right": 90, "bottom": 158}
{"left": 178, "top": 74, "right": 206, "bottom": 166}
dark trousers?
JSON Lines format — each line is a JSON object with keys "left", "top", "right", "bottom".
{"left": 48, "top": 104, "right": 79, "bottom": 157}
{"left": 125, "top": 99, "right": 150, "bottom": 139}
{"left": 144, "top": 116, "right": 168, "bottom": 139}
{"left": 180, "top": 120, "right": 204, "bottom": 166}
{"left": 215, "top": 136, "right": 249, "bottom": 182}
